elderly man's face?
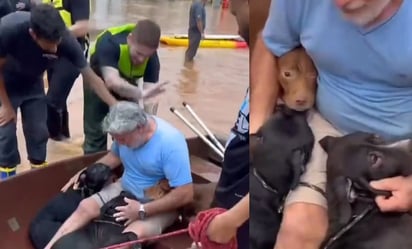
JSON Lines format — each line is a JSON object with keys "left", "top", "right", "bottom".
{"left": 111, "top": 128, "right": 146, "bottom": 149}
{"left": 335, "top": 0, "right": 391, "bottom": 26}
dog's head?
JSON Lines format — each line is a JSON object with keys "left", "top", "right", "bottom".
{"left": 320, "top": 132, "right": 412, "bottom": 224}
{"left": 77, "top": 163, "right": 114, "bottom": 198}
{"left": 251, "top": 105, "right": 314, "bottom": 192}
{"left": 144, "top": 179, "right": 172, "bottom": 200}
{"left": 278, "top": 46, "right": 317, "bottom": 112}
{"left": 320, "top": 132, "right": 412, "bottom": 182}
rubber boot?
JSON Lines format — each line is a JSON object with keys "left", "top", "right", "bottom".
{"left": 47, "top": 104, "right": 65, "bottom": 141}
{"left": 61, "top": 109, "right": 70, "bottom": 139}
{"left": 0, "top": 166, "right": 17, "bottom": 180}
{"left": 30, "top": 161, "right": 48, "bottom": 170}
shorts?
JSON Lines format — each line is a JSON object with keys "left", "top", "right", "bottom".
{"left": 284, "top": 110, "right": 343, "bottom": 208}
{"left": 91, "top": 179, "right": 179, "bottom": 237}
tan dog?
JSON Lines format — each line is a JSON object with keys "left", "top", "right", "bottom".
{"left": 278, "top": 47, "right": 317, "bottom": 111}
{"left": 144, "top": 179, "right": 172, "bottom": 200}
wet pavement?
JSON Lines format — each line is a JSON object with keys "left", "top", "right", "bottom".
{"left": 15, "top": 0, "right": 248, "bottom": 173}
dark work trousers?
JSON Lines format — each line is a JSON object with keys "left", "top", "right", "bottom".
{"left": 45, "top": 57, "right": 80, "bottom": 140}
{"left": 185, "top": 28, "right": 202, "bottom": 62}
{"left": 82, "top": 83, "right": 110, "bottom": 154}
{"left": 45, "top": 41, "right": 87, "bottom": 140}
{"left": 0, "top": 76, "right": 48, "bottom": 169}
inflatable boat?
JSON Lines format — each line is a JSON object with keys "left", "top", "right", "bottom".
{"left": 0, "top": 136, "right": 224, "bottom": 249}
{"left": 160, "top": 34, "right": 248, "bottom": 49}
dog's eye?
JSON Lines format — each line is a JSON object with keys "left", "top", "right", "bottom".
{"left": 284, "top": 71, "right": 292, "bottom": 77}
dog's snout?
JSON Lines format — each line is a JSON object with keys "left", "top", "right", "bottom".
{"left": 295, "top": 99, "right": 307, "bottom": 106}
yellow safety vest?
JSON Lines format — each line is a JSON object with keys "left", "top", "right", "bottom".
{"left": 42, "top": 0, "right": 72, "bottom": 27}
{"left": 90, "top": 23, "right": 148, "bottom": 82}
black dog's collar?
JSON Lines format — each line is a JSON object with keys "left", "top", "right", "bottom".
{"left": 252, "top": 168, "right": 279, "bottom": 195}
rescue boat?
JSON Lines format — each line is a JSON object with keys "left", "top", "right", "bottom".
{"left": 0, "top": 135, "right": 224, "bottom": 249}
{"left": 160, "top": 34, "right": 248, "bottom": 49}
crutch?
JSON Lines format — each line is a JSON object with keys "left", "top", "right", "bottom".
{"left": 170, "top": 106, "right": 224, "bottom": 159}
{"left": 182, "top": 102, "right": 226, "bottom": 153}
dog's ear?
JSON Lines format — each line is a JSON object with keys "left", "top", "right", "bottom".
{"left": 289, "top": 149, "right": 306, "bottom": 190}
{"left": 319, "top": 135, "right": 338, "bottom": 153}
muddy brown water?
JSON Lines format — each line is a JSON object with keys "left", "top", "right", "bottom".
{"left": 14, "top": 0, "right": 248, "bottom": 173}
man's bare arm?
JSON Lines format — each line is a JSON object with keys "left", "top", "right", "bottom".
{"left": 223, "top": 193, "right": 249, "bottom": 227}
{"left": 69, "top": 20, "right": 89, "bottom": 38}
{"left": 101, "top": 66, "right": 144, "bottom": 102}
{"left": 0, "top": 58, "right": 12, "bottom": 108}
{"left": 96, "top": 151, "right": 122, "bottom": 169}
{"left": 249, "top": 32, "right": 279, "bottom": 134}
{"left": 144, "top": 183, "right": 194, "bottom": 216}
{"left": 80, "top": 66, "right": 117, "bottom": 106}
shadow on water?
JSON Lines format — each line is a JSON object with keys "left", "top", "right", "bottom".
{"left": 16, "top": 0, "right": 248, "bottom": 172}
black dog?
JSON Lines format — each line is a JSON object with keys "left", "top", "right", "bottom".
{"left": 319, "top": 132, "right": 412, "bottom": 249}
{"left": 249, "top": 104, "right": 315, "bottom": 249}
{"left": 29, "top": 163, "right": 113, "bottom": 249}
{"left": 52, "top": 191, "right": 141, "bottom": 249}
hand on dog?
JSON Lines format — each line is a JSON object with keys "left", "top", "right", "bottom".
{"left": 370, "top": 176, "right": 412, "bottom": 213}
{"left": 113, "top": 197, "right": 141, "bottom": 226}
{"left": 61, "top": 168, "right": 85, "bottom": 192}
{"left": 206, "top": 212, "right": 238, "bottom": 244}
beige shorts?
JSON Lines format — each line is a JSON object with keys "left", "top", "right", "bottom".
{"left": 91, "top": 179, "right": 178, "bottom": 237}
{"left": 284, "top": 110, "right": 343, "bottom": 208}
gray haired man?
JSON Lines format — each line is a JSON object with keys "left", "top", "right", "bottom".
{"left": 46, "top": 101, "right": 194, "bottom": 248}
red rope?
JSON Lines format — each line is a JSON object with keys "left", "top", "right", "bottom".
{"left": 188, "top": 208, "right": 237, "bottom": 249}
{"left": 100, "top": 228, "right": 188, "bottom": 249}
{"left": 100, "top": 208, "right": 236, "bottom": 249}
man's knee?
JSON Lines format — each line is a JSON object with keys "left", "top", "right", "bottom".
{"left": 0, "top": 122, "right": 19, "bottom": 165}
{"left": 277, "top": 203, "right": 328, "bottom": 246}
{"left": 76, "top": 198, "right": 100, "bottom": 219}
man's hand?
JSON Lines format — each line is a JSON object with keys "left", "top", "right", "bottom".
{"left": 61, "top": 168, "right": 86, "bottom": 192}
{"left": 0, "top": 105, "right": 16, "bottom": 126}
{"left": 206, "top": 212, "right": 238, "bottom": 244}
{"left": 113, "top": 197, "right": 141, "bottom": 226}
{"left": 140, "top": 81, "right": 169, "bottom": 101}
{"left": 370, "top": 176, "right": 412, "bottom": 212}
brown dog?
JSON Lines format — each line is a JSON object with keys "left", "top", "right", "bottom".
{"left": 278, "top": 47, "right": 317, "bottom": 111}
{"left": 144, "top": 179, "right": 217, "bottom": 220}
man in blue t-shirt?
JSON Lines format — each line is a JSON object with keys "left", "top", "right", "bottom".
{"left": 45, "top": 101, "right": 194, "bottom": 248}
{"left": 251, "top": 0, "right": 412, "bottom": 248}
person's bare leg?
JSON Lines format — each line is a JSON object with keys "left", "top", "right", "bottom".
{"left": 44, "top": 197, "right": 101, "bottom": 249}
{"left": 274, "top": 203, "right": 328, "bottom": 249}
{"left": 273, "top": 111, "right": 341, "bottom": 249}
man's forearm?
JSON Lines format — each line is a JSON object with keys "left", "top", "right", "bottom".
{"left": 45, "top": 210, "right": 93, "bottom": 248}
{"left": 197, "top": 20, "right": 204, "bottom": 33}
{"left": 81, "top": 67, "right": 117, "bottom": 106}
{"left": 144, "top": 186, "right": 193, "bottom": 216}
{"left": 0, "top": 72, "right": 12, "bottom": 108}
{"left": 108, "top": 78, "right": 143, "bottom": 102}
{"left": 69, "top": 20, "right": 89, "bottom": 38}
{"left": 224, "top": 193, "right": 249, "bottom": 227}
{"left": 250, "top": 33, "right": 279, "bottom": 134}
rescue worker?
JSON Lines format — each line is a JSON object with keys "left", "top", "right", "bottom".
{"left": 42, "top": 0, "right": 90, "bottom": 141}
{"left": 83, "top": 19, "right": 167, "bottom": 155}
{"left": 0, "top": 4, "right": 117, "bottom": 180}
{"left": 184, "top": 0, "right": 207, "bottom": 63}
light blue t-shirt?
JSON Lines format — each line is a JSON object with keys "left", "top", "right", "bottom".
{"left": 111, "top": 116, "right": 193, "bottom": 201}
{"left": 263, "top": 0, "right": 412, "bottom": 142}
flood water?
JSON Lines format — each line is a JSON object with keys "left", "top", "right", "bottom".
{"left": 15, "top": 0, "right": 248, "bottom": 172}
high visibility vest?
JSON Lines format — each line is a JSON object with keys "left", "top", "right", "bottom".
{"left": 42, "top": 0, "right": 72, "bottom": 27}
{"left": 90, "top": 23, "right": 148, "bottom": 82}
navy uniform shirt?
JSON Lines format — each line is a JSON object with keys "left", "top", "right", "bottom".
{"left": 90, "top": 31, "right": 160, "bottom": 84}
{"left": 0, "top": 11, "right": 88, "bottom": 91}
{"left": 213, "top": 88, "right": 249, "bottom": 208}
